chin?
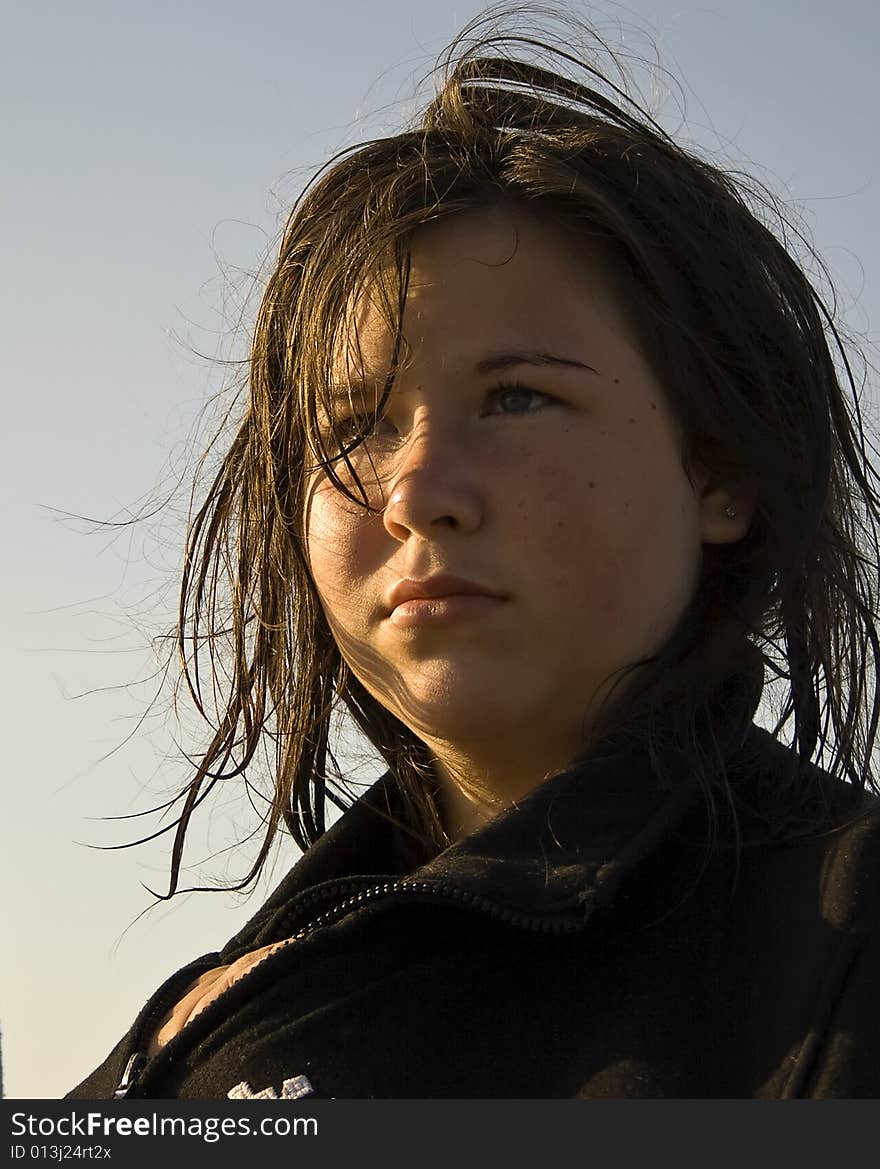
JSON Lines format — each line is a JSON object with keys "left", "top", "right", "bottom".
{"left": 393, "top": 693, "right": 531, "bottom": 744}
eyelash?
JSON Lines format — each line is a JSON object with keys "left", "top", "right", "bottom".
{"left": 332, "top": 381, "right": 557, "bottom": 443}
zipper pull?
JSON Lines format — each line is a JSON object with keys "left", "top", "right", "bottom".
{"left": 114, "top": 1051, "right": 147, "bottom": 1099}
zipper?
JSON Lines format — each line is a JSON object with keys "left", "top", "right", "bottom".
{"left": 114, "top": 1052, "right": 147, "bottom": 1099}
{"left": 281, "top": 876, "right": 592, "bottom": 940}
{"left": 113, "top": 875, "right": 592, "bottom": 1098}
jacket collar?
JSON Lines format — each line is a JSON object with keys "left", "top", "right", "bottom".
{"left": 393, "top": 739, "right": 703, "bottom": 916}
{"left": 222, "top": 655, "right": 772, "bottom": 953}
{"left": 229, "top": 705, "right": 776, "bottom": 957}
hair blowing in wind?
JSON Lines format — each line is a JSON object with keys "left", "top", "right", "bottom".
{"left": 132, "top": 2, "right": 880, "bottom": 900}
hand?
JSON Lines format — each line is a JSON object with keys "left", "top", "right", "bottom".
{"left": 145, "top": 939, "right": 293, "bottom": 1057}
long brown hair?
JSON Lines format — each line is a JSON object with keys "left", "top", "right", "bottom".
{"left": 156, "top": 2, "right": 879, "bottom": 898}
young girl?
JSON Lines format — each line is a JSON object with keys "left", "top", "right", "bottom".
{"left": 67, "top": 5, "right": 880, "bottom": 1099}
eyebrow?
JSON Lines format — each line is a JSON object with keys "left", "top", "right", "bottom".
{"left": 328, "top": 349, "right": 598, "bottom": 400}
{"left": 473, "top": 350, "right": 599, "bottom": 376}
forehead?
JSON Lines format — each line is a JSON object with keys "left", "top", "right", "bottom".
{"left": 330, "top": 208, "right": 638, "bottom": 383}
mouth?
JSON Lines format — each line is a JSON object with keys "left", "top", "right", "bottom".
{"left": 386, "top": 592, "right": 507, "bottom": 629}
{"left": 386, "top": 573, "right": 505, "bottom": 609}
{"left": 385, "top": 574, "right": 507, "bottom": 628}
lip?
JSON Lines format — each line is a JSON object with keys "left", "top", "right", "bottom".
{"left": 384, "top": 575, "right": 508, "bottom": 629}
{"left": 387, "top": 593, "right": 506, "bottom": 629}
{"left": 386, "top": 574, "right": 506, "bottom": 615}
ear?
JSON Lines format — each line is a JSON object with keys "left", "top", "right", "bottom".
{"left": 697, "top": 479, "right": 759, "bottom": 545}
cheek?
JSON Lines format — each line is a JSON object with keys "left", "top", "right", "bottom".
{"left": 304, "top": 487, "right": 359, "bottom": 602}
{"left": 304, "top": 483, "right": 385, "bottom": 631}
{"left": 510, "top": 462, "right": 626, "bottom": 617}
{"left": 513, "top": 462, "right": 681, "bottom": 629}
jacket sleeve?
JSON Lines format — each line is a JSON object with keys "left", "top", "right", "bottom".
{"left": 807, "top": 919, "right": 880, "bottom": 1098}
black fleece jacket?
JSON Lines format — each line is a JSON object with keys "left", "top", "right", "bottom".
{"left": 66, "top": 719, "right": 880, "bottom": 1100}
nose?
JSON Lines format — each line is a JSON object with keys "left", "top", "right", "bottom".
{"left": 382, "top": 421, "right": 483, "bottom": 542}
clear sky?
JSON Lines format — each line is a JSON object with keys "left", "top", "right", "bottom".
{"left": 2, "top": 0, "right": 878, "bottom": 1098}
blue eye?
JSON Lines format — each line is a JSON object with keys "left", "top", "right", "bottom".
{"left": 328, "top": 382, "right": 555, "bottom": 448}
{"left": 486, "top": 382, "right": 555, "bottom": 416}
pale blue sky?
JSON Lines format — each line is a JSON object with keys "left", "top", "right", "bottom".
{"left": 2, "top": 0, "right": 878, "bottom": 1098}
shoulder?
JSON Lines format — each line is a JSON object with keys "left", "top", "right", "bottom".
{"left": 734, "top": 723, "right": 879, "bottom": 841}
{"left": 690, "top": 724, "right": 880, "bottom": 931}
{"left": 737, "top": 729, "right": 880, "bottom": 933}
{"left": 788, "top": 802, "right": 880, "bottom": 1096}
{"left": 809, "top": 799, "right": 880, "bottom": 931}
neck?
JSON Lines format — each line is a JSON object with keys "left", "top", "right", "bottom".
{"left": 425, "top": 733, "right": 589, "bottom": 842}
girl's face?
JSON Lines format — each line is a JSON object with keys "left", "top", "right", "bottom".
{"left": 304, "top": 208, "right": 729, "bottom": 783}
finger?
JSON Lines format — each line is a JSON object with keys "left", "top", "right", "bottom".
{"left": 147, "top": 966, "right": 230, "bottom": 1055}
{"left": 182, "top": 942, "right": 294, "bottom": 1030}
